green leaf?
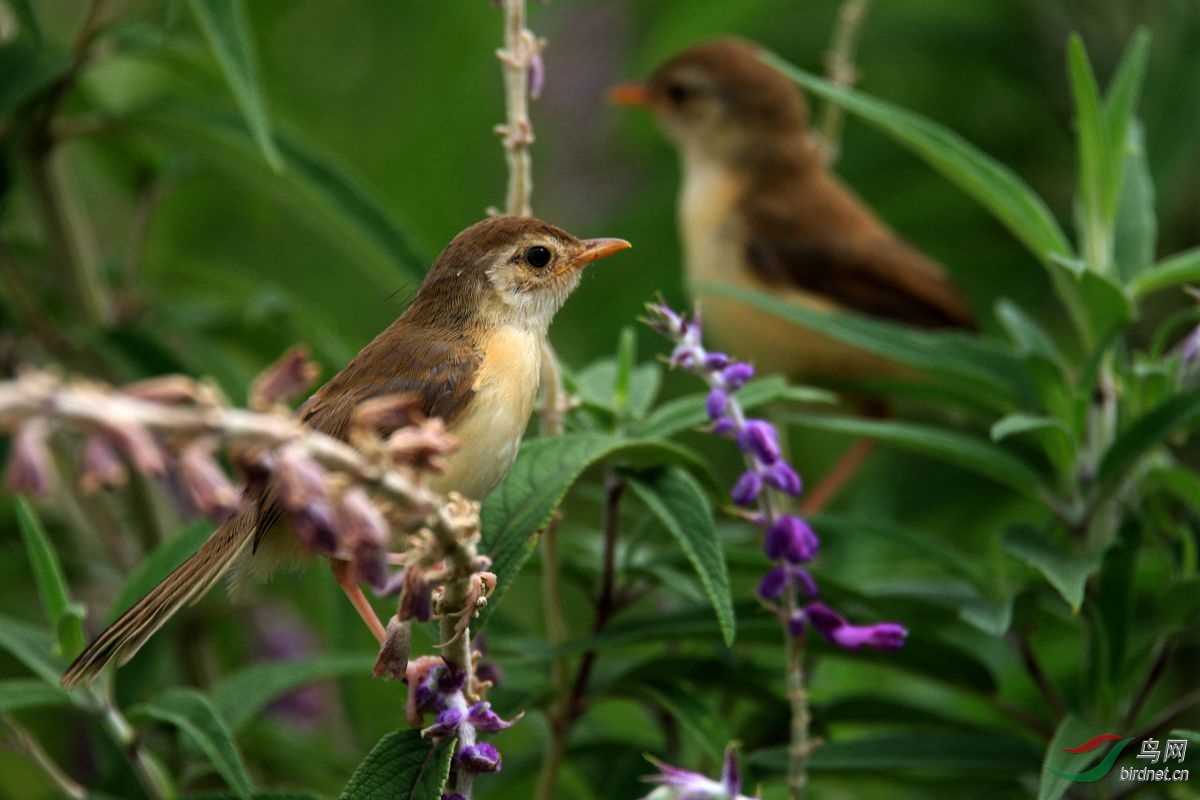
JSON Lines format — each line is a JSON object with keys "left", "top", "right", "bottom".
{"left": 993, "top": 300, "right": 1068, "bottom": 369}
{"left": 15, "top": 497, "right": 85, "bottom": 661}
{"left": 627, "top": 680, "right": 727, "bottom": 760}
{"left": 573, "top": 359, "right": 661, "bottom": 419}
{"left": 186, "top": 0, "right": 281, "bottom": 170}
{"left": 814, "top": 514, "right": 987, "bottom": 587}
{"left": 1102, "top": 29, "right": 1150, "bottom": 221}
{"left": 0, "top": 679, "right": 71, "bottom": 712}
{"left": 477, "top": 433, "right": 705, "bottom": 630}
{"left": 1039, "top": 714, "right": 1116, "bottom": 799}
{"left": 785, "top": 414, "right": 1046, "bottom": 497}
{"left": 697, "top": 282, "right": 1027, "bottom": 410}
{"left": 131, "top": 105, "right": 427, "bottom": 288}
{"left": 1068, "top": 34, "right": 1110, "bottom": 253}
{"left": 108, "top": 521, "right": 212, "bottom": 624}
{"left": 0, "top": 614, "right": 60, "bottom": 685}
{"left": 1131, "top": 247, "right": 1200, "bottom": 298}
{"left": 959, "top": 596, "right": 1014, "bottom": 637}
{"left": 613, "top": 326, "right": 637, "bottom": 416}
{"left": 1098, "top": 389, "right": 1200, "bottom": 490}
{"left": 212, "top": 653, "right": 373, "bottom": 730}
{"left": 1002, "top": 527, "right": 1099, "bottom": 613}
{"left": 763, "top": 54, "right": 1073, "bottom": 266}
{"left": 338, "top": 729, "right": 455, "bottom": 800}
{"left": 749, "top": 730, "right": 1040, "bottom": 774}
{"left": 1112, "top": 122, "right": 1156, "bottom": 281}
{"left": 183, "top": 794, "right": 322, "bottom": 800}
{"left": 632, "top": 376, "right": 832, "bottom": 438}
{"left": 990, "top": 413, "right": 1074, "bottom": 474}
{"left": 626, "top": 468, "right": 735, "bottom": 645}
{"left": 133, "top": 687, "right": 253, "bottom": 799}
{"left": 0, "top": 38, "right": 68, "bottom": 120}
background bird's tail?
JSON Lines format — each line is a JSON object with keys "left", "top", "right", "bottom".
{"left": 60, "top": 516, "right": 254, "bottom": 689}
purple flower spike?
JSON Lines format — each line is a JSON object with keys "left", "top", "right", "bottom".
{"left": 788, "top": 608, "right": 808, "bottom": 637}
{"left": 764, "top": 516, "right": 818, "bottom": 563}
{"left": 722, "top": 362, "right": 754, "bottom": 390}
{"left": 458, "top": 742, "right": 502, "bottom": 773}
{"left": 706, "top": 389, "right": 729, "bottom": 421}
{"left": 721, "top": 743, "right": 743, "bottom": 795}
{"left": 640, "top": 749, "right": 760, "bottom": 800}
{"left": 712, "top": 418, "right": 735, "bottom": 437}
{"left": 467, "top": 701, "right": 516, "bottom": 732}
{"left": 704, "top": 352, "right": 731, "bottom": 370}
{"left": 443, "top": 794, "right": 466, "bottom": 800}
{"left": 424, "top": 708, "right": 463, "bottom": 737}
{"left": 762, "top": 462, "right": 803, "bottom": 496}
{"left": 805, "top": 602, "right": 908, "bottom": 651}
{"left": 730, "top": 471, "right": 763, "bottom": 506}
{"left": 758, "top": 567, "right": 789, "bottom": 601}
{"left": 790, "top": 566, "right": 819, "bottom": 597}
{"left": 737, "top": 420, "right": 781, "bottom": 464}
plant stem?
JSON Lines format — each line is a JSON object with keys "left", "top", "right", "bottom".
{"left": 0, "top": 713, "right": 87, "bottom": 799}
{"left": 786, "top": 630, "right": 811, "bottom": 800}
{"left": 94, "top": 690, "right": 173, "bottom": 800}
{"left": 497, "top": 0, "right": 536, "bottom": 218}
{"left": 1009, "top": 631, "right": 1067, "bottom": 718}
{"left": 815, "top": 0, "right": 871, "bottom": 164}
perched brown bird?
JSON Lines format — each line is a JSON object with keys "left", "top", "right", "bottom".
{"left": 62, "top": 216, "right": 630, "bottom": 688}
{"left": 612, "top": 38, "right": 974, "bottom": 508}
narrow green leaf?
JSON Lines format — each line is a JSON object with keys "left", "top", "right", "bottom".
{"left": 959, "top": 596, "right": 1014, "bottom": 637}
{"left": 993, "top": 299, "right": 1069, "bottom": 370}
{"left": 0, "top": 615, "right": 59, "bottom": 685}
{"left": 0, "top": 679, "right": 71, "bottom": 712}
{"left": 212, "top": 653, "right": 373, "bottom": 730}
{"left": 763, "top": 53, "right": 1074, "bottom": 265}
{"left": 990, "top": 413, "right": 1074, "bottom": 473}
{"left": 1112, "top": 122, "right": 1156, "bottom": 281}
{"left": 785, "top": 414, "right": 1046, "bottom": 497}
{"left": 1068, "top": 35, "right": 1109, "bottom": 246}
{"left": 0, "top": 39, "right": 68, "bottom": 119}
{"left": 186, "top": 0, "right": 281, "bottom": 169}
{"left": 108, "top": 521, "right": 212, "bottom": 624}
{"left": 1002, "top": 527, "right": 1099, "bottom": 613}
{"left": 477, "top": 433, "right": 705, "bottom": 630}
{"left": 628, "top": 680, "right": 727, "bottom": 759}
{"left": 613, "top": 326, "right": 637, "bottom": 415}
{"left": 1039, "top": 714, "right": 1110, "bottom": 800}
{"left": 814, "top": 514, "right": 987, "bottom": 587}
{"left": 573, "top": 359, "right": 662, "bottom": 419}
{"left": 1131, "top": 247, "right": 1200, "bottom": 297}
{"left": 1102, "top": 30, "right": 1150, "bottom": 219}
{"left": 134, "top": 687, "right": 253, "bottom": 799}
{"left": 339, "top": 729, "right": 455, "bottom": 800}
{"left": 4, "top": 0, "right": 42, "bottom": 44}
{"left": 626, "top": 468, "right": 736, "bottom": 645}
{"left": 15, "top": 497, "right": 84, "bottom": 660}
{"left": 131, "top": 105, "right": 427, "bottom": 288}
{"left": 749, "top": 730, "right": 1040, "bottom": 774}
{"left": 697, "top": 281, "right": 1027, "bottom": 410}
{"left": 1098, "top": 389, "right": 1200, "bottom": 490}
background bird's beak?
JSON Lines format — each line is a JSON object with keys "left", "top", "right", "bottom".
{"left": 570, "top": 238, "right": 632, "bottom": 270}
{"left": 607, "top": 83, "right": 653, "bottom": 107}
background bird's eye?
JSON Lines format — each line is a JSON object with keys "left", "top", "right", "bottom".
{"left": 665, "top": 82, "right": 691, "bottom": 104}
{"left": 524, "top": 245, "right": 552, "bottom": 268}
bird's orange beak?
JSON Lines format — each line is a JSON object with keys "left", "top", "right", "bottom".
{"left": 608, "top": 83, "right": 653, "bottom": 107}
{"left": 570, "top": 237, "right": 632, "bottom": 270}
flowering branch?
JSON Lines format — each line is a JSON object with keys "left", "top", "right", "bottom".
{"left": 646, "top": 302, "right": 906, "bottom": 800}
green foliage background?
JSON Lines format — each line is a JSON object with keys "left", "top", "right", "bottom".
{"left": 1, "top": 1, "right": 1197, "bottom": 798}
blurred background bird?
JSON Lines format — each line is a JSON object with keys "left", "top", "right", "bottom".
{"left": 611, "top": 38, "right": 976, "bottom": 510}
{"left": 61, "top": 216, "right": 630, "bottom": 688}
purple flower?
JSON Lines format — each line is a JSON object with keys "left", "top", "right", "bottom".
{"left": 721, "top": 362, "right": 754, "bottom": 390}
{"left": 712, "top": 418, "right": 735, "bottom": 437}
{"left": 468, "top": 701, "right": 517, "bottom": 732}
{"left": 458, "top": 742, "right": 502, "bottom": 773}
{"left": 788, "top": 608, "right": 807, "bottom": 637}
{"left": 730, "top": 471, "right": 763, "bottom": 506}
{"left": 706, "top": 389, "right": 729, "bottom": 421}
{"left": 764, "top": 516, "right": 818, "bottom": 564}
{"left": 758, "top": 566, "right": 818, "bottom": 601}
{"left": 805, "top": 602, "right": 908, "bottom": 651}
{"left": 737, "top": 420, "right": 781, "bottom": 464}
{"left": 762, "top": 462, "right": 802, "bottom": 496}
{"left": 640, "top": 744, "right": 759, "bottom": 799}
{"left": 425, "top": 708, "right": 463, "bottom": 737}
{"left": 704, "top": 352, "right": 731, "bottom": 370}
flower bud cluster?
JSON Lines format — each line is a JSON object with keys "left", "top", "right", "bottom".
{"left": 639, "top": 744, "right": 758, "bottom": 800}
{"left": 645, "top": 303, "right": 907, "bottom": 652}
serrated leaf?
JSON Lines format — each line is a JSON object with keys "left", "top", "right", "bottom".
{"left": 133, "top": 687, "right": 253, "bottom": 799}
{"left": 785, "top": 414, "right": 1046, "bottom": 497}
{"left": 187, "top": 0, "right": 281, "bottom": 169}
{"left": 131, "top": 104, "right": 427, "bottom": 288}
{"left": 697, "top": 282, "right": 1027, "bottom": 410}
{"left": 626, "top": 468, "right": 735, "bottom": 646}
{"left": 1131, "top": 247, "right": 1200, "bottom": 298}
{"left": 1098, "top": 389, "right": 1200, "bottom": 490}
{"left": 0, "top": 678, "right": 71, "bottom": 712}
{"left": 212, "top": 653, "right": 373, "bottom": 730}
{"left": 0, "top": 614, "right": 60, "bottom": 685}
{"left": 15, "top": 497, "right": 84, "bottom": 661}
{"left": 108, "top": 521, "right": 212, "bottom": 624}
{"left": 477, "top": 433, "right": 704, "bottom": 630}
{"left": 338, "top": 729, "right": 455, "bottom": 800}
{"left": 1002, "top": 527, "right": 1099, "bottom": 613}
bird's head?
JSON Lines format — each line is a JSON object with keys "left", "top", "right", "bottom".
{"left": 611, "top": 38, "right": 808, "bottom": 166}
{"left": 410, "top": 216, "right": 630, "bottom": 334}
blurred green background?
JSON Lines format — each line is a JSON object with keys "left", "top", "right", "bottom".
{"left": 2, "top": 1, "right": 1198, "bottom": 798}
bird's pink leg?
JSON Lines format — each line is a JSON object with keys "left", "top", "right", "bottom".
{"left": 330, "top": 560, "right": 387, "bottom": 644}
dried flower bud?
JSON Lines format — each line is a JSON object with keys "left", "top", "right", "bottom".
{"left": 387, "top": 419, "right": 458, "bottom": 472}
{"left": 373, "top": 616, "right": 412, "bottom": 680}
{"left": 121, "top": 375, "right": 201, "bottom": 405}
{"left": 249, "top": 345, "right": 319, "bottom": 410}
{"left": 80, "top": 434, "right": 128, "bottom": 494}
{"left": 5, "top": 419, "right": 56, "bottom": 496}
{"left": 399, "top": 568, "right": 433, "bottom": 622}
{"left": 353, "top": 393, "right": 424, "bottom": 432}
{"left": 274, "top": 447, "right": 329, "bottom": 512}
{"left": 179, "top": 440, "right": 239, "bottom": 520}
{"left": 99, "top": 420, "right": 166, "bottom": 476}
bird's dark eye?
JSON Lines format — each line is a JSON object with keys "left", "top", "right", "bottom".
{"left": 524, "top": 245, "right": 552, "bottom": 269}
{"left": 665, "top": 82, "right": 691, "bottom": 104}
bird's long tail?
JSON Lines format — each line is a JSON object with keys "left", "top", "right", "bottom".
{"left": 60, "top": 515, "right": 254, "bottom": 689}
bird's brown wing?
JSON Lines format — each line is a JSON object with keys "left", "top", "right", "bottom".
{"left": 740, "top": 172, "right": 975, "bottom": 330}
{"left": 252, "top": 322, "right": 481, "bottom": 547}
